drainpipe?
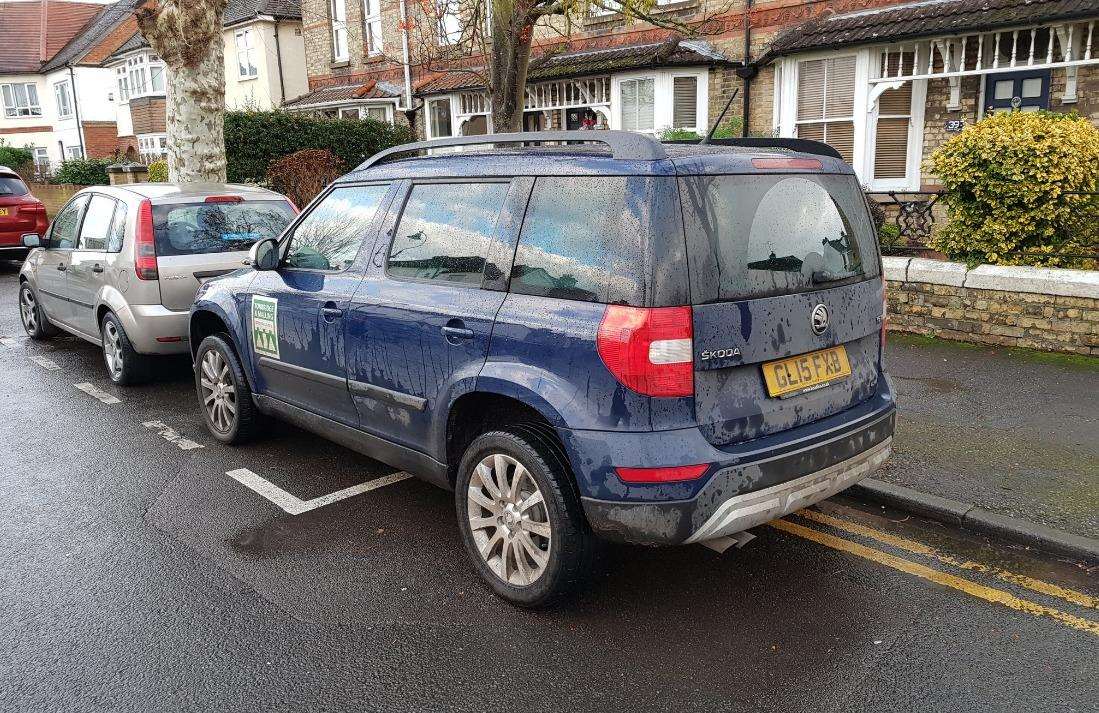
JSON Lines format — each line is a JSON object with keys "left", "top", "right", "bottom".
{"left": 68, "top": 65, "right": 86, "bottom": 158}
{"left": 738, "top": 0, "right": 754, "bottom": 137}
{"left": 398, "top": 0, "right": 413, "bottom": 111}
{"left": 273, "top": 19, "right": 287, "bottom": 105}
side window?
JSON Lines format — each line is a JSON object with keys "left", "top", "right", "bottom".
{"left": 511, "top": 176, "right": 645, "bottom": 304}
{"left": 386, "top": 182, "right": 509, "bottom": 286}
{"left": 77, "top": 195, "right": 116, "bottom": 251}
{"left": 49, "top": 195, "right": 89, "bottom": 250}
{"left": 284, "top": 184, "right": 389, "bottom": 270}
{"left": 107, "top": 202, "right": 127, "bottom": 253}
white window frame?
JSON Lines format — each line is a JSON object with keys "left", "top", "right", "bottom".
{"left": 115, "top": 53, "right": 166, "bottom": 101}
{"left": 776, "top": 48, "right": 929, "bottom": 191}
{"left": 1, "top": 82, "right": 42, "bottom": 118}
{"left": 611, "top": 69, "right": 709, "bottom": 136}
{"left": 331, "top": 0, "right": 349, "bottom": 62}
{"left": 235, "top": 28, "right": 259, "bottom": 79}
{"left": 65, "top": 145, "right": 84, "bottom": 160}
{"left": 116, "top": 66, "right": 130, "bottom": 103}
{"left": 437, "top": 1, "right": 461, "bottom": 45}
{"left": 54, "top": 80, "right": 74, "bottom": 120}
{"left": 138, "top": 133, "right": 168, "bottom": 163}
{"left": 364, "top": 0, "right": 383, "bottom": 56}
{"left": 425, "top": 96, "right": 456, "bottom": 138}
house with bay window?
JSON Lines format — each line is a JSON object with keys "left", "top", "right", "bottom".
{"left": 103, "top": 0, "right": 309, "bottom": 162}
{"left": 292, "top": 0, "right": 1099, "bottom": 193}
{"left": 762, "top": 0, "right": 1099, "bottom": 191}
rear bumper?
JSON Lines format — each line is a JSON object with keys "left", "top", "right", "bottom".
{"left": 119, "top": 303, "right": 191, "bottom": 355}
{"left": 574, "top": 379, "right": 896, "bottom": 546}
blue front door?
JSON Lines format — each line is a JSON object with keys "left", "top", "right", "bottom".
{"left": 343, "top": 179, "right": 526, "bottom": 460}
{"left": 247, "top": 183, "right": 396, "bottom": 427}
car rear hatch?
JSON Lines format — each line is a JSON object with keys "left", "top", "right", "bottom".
{"left": 0, "top": 174, "right": 39, "bottom": 244}
{"left": 152, "top": 195, "right": 296, "bottom": 310}
{"left": 678, "top": 169, "right": 885, "bottom": 448}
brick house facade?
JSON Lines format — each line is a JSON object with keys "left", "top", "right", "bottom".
{"left": 289, "top": 0, "right": 1099, "bottom": 191}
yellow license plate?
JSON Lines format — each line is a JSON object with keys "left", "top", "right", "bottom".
{"left": 762, "top": 346, "right": 851, "bottom": 398}
{"left": 0, "top": 208, "right": 8, "bottom": 217}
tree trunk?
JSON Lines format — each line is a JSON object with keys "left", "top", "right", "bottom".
{"left": 488, "top": 8, "right": 533, "bottom": 133}
{"left": 137, "top": 1, "right": 228, "bottom": 183}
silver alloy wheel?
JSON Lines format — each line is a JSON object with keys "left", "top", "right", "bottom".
{"left": 466, "top": 452, "right": 552, "bottom": 586}
{"left": 102, "top": 320, "right": 124, "bottom": 380}
{"left": 199, "top": 349, "right": 237, "bottom": 434}
{"left": 19, "top": 287, "right": 37, "bottom": 334}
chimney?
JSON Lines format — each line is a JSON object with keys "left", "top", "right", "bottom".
{"left": 39, "top": 0, "right": 49, "bottom": 62}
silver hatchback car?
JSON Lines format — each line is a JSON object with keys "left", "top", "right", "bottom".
{"left": 18, "top": 183, "right": 297, "bottom": 383}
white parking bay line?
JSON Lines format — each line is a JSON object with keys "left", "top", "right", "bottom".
{"left": 142, "top": 420, "right": 204, "bottom": 450}
{"left": 28, "top": 355, "right": 61, "bottom": 371}
{"left": 226, "top": 468, "right": 412, "bottom": 515}
{"left": 0, "top": 336, "right": 19, "bottom": 347}
{"left": 74, "top": 382, "right": 122, "bottom": 405}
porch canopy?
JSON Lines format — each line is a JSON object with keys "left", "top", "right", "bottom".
{"left": 415, "top": 39, "right": 729, "bottom": 133}
{"left": 766, "top": 0, "right": 1099, "bottom": 105}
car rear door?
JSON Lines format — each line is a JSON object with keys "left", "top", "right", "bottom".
{"left": 343, "top": 178, "right": 524, "bottom": 458}
{"left": 35, "top": 194, "right": 88, "bottom": 326}
{"left": 67, "top": 193, "right": 118, "bottom": 336}
{"left": 247, "top": 183, "right": 395, "bottom": 427}
{"left": 153, "top": 196, "right": 297, "bottom": 311}
{"left": 678, "top": 171, "right": 885, "bottom": 447}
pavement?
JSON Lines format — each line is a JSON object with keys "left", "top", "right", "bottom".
{"left": 0, "top": 261, "right": 1097, "bottom": 713}
{"left": 883, "top": 333, "right": 1099, "bottom": 540}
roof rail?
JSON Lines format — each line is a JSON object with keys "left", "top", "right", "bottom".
{"left": 356, "top": 130, "right": 668, "bottom": 171}
{"left": 664, "top": 137, "right": 844, "bottom": 161}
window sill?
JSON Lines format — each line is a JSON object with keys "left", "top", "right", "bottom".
{"left": 2, "top": 114, "right": 45, "bottom": 120}
{"left": 330, "top": 60, "right": 350, "bottom": 69}
{"left": 237, "top": 75, "right": 259, "bottom": 82}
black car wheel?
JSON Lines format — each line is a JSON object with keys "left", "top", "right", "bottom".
{"left": 455, "top": 428, "right": 594, "bottom": 607}
{"left": 195, "top": 334, "right": 261, "bottom": 444}
{"left": 100, "top": 312, "right": 151, "bottom": 385}
{"left": 19, "top": 282, "right": 58, "bottom": 340}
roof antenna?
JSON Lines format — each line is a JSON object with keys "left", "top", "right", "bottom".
{"left": 701, "top": 87, "right": 740, "bottom": 144}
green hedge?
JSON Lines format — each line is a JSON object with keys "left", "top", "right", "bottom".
{"left": 0, "top": 140, "right": 35, "bottom": 174}
{"left": 225, "top": 111, "right": 414, "bottom": 184}
{"left": 54, "top": 158, "right": 111, "bottom": 186}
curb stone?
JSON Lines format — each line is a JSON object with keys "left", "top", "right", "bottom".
{"left": 848, "top": 478, "right": 1099, "bottom": 562}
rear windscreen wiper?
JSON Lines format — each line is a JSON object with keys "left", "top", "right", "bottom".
{"left": 811, "top": 270, "right": 856, "bottom": 284}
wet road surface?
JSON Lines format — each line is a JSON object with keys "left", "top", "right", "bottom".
{"left": 0, "top": 263, "right": 1096, "bottom": 712}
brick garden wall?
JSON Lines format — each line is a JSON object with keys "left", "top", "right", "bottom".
{"left": 884, "top": 258, "right": 1099, "bottom": 356}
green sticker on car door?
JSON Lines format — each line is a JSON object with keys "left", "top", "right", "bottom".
{"left": 252, "top": 295, "right": 280, "bottom": 359}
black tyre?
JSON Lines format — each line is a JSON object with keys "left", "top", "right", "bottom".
{"left": 101, "top": 312, "right": 151, "bottom": 385}
{"left": 18, "top": 282, "right": 58, "bottom": 340}
{"left": 195, "top": 333, "right": 261, "bottom": 445}
{"left": 455, "top": 428, "right": 595, "bottom": 607}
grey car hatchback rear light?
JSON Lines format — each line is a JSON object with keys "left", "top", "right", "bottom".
{"left": 357, "top": 130, "right": 669, "bottom": 170}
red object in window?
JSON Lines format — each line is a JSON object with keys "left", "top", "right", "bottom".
{"left": 615, "top": 464, "right": 710, "bottom": 484}
{"left": 751, "top": 158, "right": 823, "bottom": 170}
{"left": 596, "top": 305, "right": 694, "bottom": 398}
{"left": 203, "top": 195, "right": 244, "bottom": 204}
{"left": 284, "top": 198, "right": 299, "bottom": 213}
{"left": 135, "top": 199, "right": 158, "bottom": 281}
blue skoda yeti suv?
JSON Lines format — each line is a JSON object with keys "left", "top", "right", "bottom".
{"left": 189, "top": 131, "right": 896, "bottom": 606}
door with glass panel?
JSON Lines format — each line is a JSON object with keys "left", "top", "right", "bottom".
{"left": 985, "top": 70, "right": 1050, "bottom": 113}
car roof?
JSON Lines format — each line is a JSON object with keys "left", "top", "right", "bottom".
{"left": 102, "top": 182, "right": 287, "bottom": 202}
{"left": 339, "top": 141, "right": 853, "bottom": 183}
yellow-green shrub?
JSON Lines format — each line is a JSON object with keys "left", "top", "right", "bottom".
{"left": 927, "top": 111, "right": 1099, "bottom": 269}
{"left": 147, "top": 160, "right": 168, "bottom": 182}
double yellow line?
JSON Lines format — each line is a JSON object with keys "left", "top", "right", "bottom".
{"left": 770, "top": 510, "right": 1099, "bottom": 636}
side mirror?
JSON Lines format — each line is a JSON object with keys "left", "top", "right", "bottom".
{"left": 249, "top": 238, "right": 280, "bottom": 271}
{"left": 21, "top": 233, "right": 42, "bottom": 248}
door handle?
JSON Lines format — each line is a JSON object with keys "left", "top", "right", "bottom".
{"left": 92, "top": 264, "right": 104, "bottom": 274}
{"left": 321, "top": 302, "right": 343, "bottom": 322}
{"left": 56, "top": 263, "right": 67, "bottom": 271}
{"left": 441, "top": 325, "right": 474, "bottom": 341}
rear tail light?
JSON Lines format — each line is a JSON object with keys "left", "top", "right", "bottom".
{"left": 204, "top": 195, "right": 244, "bottom": 204}
{"left": 615, "top": 464, "right": 709, "bottom": 484}
{"left": 135, "top": 199, "right": 158, "bottom": 280}
{"left": 596, "top": 305, "right": 694, "bottom": 398}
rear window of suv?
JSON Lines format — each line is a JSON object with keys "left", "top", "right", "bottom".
{"left": 152, "top": 199, "right": 295, "bottom": 257}
{"left": 679, "top": 174, "right": 879, "bottom": 303}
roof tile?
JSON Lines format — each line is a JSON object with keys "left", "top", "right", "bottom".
{"left": 0, "top": 1, "right": 105, "bottom": 74}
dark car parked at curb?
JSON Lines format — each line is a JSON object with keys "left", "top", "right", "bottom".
{"left": 0, "top": 166, "right": 48, "bottom": 262}
{"left": 189, "top": 131, "right": 896, "bottom": 606}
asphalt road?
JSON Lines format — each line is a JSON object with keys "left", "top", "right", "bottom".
{"left": 1, "top": 262, "right": 1096, "bottom": 713}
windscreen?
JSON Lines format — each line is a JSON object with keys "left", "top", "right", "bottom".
{"left": 0, "top": 175, "right": 29, "bottom": 196}
{"left": 679, "top": 174, "right": 879, "bottom": 303}
{"left": 152, "top": 199, "right": 295, "bottom": 256}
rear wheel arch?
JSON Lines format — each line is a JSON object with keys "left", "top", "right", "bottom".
{"left": 444, "top": 391, "right": 576, "bottom": 493}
